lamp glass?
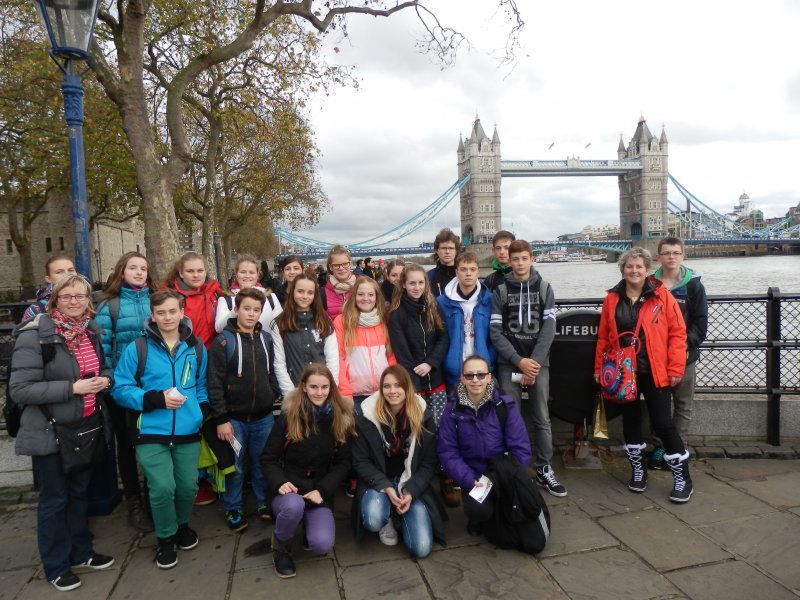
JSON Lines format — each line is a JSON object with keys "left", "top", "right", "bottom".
{"left": 41, "top": 0, "right": 98, "bottom": 56}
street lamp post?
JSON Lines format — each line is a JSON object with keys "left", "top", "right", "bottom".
{"left": 34, "top": 0, "right": 101, "bottom": 279}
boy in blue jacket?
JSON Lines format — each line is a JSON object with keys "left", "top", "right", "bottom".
{"left": 112, "top": 289, "right": 209, "bottom": 570}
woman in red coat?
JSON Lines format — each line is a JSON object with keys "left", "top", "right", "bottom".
{"left": 163, "top": 252, "right": 221, "bottom": 349}
{"left": 594, "top": 247, "right": 692, "bottom": 503}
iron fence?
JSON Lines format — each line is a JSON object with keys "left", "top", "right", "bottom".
{"left": 1, "top": 290, "right": 798, "bottom": 443}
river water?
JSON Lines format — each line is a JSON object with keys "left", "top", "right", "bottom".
{"left": 533, "top": 255, "right": 800, "bottom": 299}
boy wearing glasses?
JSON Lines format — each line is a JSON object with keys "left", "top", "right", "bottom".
{"left": 489, "top": 240, "right": 566, "bottom": 497}
{"left": 428, "top": 228, "right": 460, "bottom": 297}
{"left": 647, "top": 237, "right": 708, "bottom": 469}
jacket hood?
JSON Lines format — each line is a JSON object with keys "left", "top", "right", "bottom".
{"left": 173, "top": 277, "right": 221, "bottom": 297}
{"left": 145, "top": 315, "right": 195, "bottom": 345}
{"left": 491, "top": 259, "right": 512, "bottom": 273}
{"left": 653, "top": 265, "right": 699, "bottom": 291}
{"left": 502, "top": 268, "right": 540, "bottom": 288}
{"left": 443, "top": 277, "right": 482, "bottom": 303}
{"left": 34, "top": 284, "right": 53, "bottom": 303}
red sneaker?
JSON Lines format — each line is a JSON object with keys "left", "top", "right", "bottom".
{"left": 194, "top": 479, "right": 216, "bottom": 506}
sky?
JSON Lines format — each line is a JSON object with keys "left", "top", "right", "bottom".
{"left": 291, "top": 0, "right": 800, "bottom": 247}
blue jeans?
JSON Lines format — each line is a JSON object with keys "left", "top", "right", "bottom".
{"left": 32, "top": 453, "right": 95, "bottom": 581}
{"left": 222, "top": 414, "right": 274, "bottom": 511}
{"left": 360, "top": 486, "right": 433, "bottom": 558}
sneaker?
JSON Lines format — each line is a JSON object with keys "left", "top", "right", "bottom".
{"left": 647, "top": 446, "right": 667, "bottom": 470}
{"left": 154, "top": 539, "right": 178, "bottom": 569}
{"left": 536, "top": 465, "right": 567, "bottom": 497}
{"left": 225, "top": 510, "right": 249, "bottom": 533}
{"left": 194, "top": 479, "right": 216, "bottom": 506}
{"left": 73, "top": 553, "right": 114, "bottom": 570}
{"left": 345, "top": 478, "right": 357, "bottom": 499}
{"left": 51, "top": 572, "right": 81, "bottom": 592}
{"left": 378, "top": 520, "right": 398, "bottom": 546}
{"left": 175, "top": 524, "right": 199, "bottom": 550}
{"left": 256, "top": 504, "right": 272, "bottom": 522}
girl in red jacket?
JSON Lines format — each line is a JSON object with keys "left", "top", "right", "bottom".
{"left": 163, "top": 252, "right": 221, "bottom": 350}
{"left": 594, "top": 247, "right": 692, "bottom": 503}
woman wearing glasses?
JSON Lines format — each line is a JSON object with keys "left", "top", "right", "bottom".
{"left": 10, "top": 275, "right": 115, "bottom": 591}
{"left": 437, "top": 355, "right": 531, "bottom": 535}
{"left": 323, "top": 245, "right": 356, "bottom": 319}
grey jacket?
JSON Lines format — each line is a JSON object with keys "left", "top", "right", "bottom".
{"left": 9, "top": 314, "right": 113, "bottom": 457}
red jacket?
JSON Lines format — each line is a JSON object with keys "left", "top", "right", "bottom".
{"left": 171, "top": 278, "right": 221, "bottom": 349}
{"left": 324, "top": 282, "right": 352, "bottom": 320}
{"left": 594, "top": 277, "right": 686, "bottom": 388}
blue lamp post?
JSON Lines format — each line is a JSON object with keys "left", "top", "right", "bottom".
{"left": 34, "top": 0, "right": 101, "bottom": 279}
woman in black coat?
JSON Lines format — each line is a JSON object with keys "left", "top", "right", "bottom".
{"left": 351, "top": 365, "right": 446, "bottom": 557}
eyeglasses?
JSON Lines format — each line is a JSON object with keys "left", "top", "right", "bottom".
{"left": 331, "top": 262, "right": 350, "bottom": 270}
{"left": 57, "top": 294, "right": 89, "bottom": 303}
{"left": 463, "top": 372, "right": 489, "bottom": 381}
{"left": 659, "top": 251, "right": 683, "bottom": 257}
{"left": 438, "top": 246, "right": 457, "bottom": 252}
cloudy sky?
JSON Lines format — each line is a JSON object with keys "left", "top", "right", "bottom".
{"left": 292, "top": 0, "right": 800, "bottom": 247}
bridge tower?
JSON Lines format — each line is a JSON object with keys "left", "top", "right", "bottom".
{"left": 618, "top": 117, "right": 669, "bottom": 253}
{"left": 457, "top": 116, "right": 502, "bottom": 261}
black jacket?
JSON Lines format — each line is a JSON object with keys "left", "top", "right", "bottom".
{"left": 207, "top": 318, "right": 280, "bottom": 425}
{"left": 483, "top": 265, "right": 512, "bottom": 293}
{"left": 428, "top": 262, "right": 456, "bottom": 298}
{"left": 387, "top": 295, "right": 449, "bottom": 392}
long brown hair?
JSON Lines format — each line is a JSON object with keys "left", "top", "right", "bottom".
{"left": 286, "top": 364, "right": 355, "bottom": 444}
{"left": 389, "top": 263, "right": 443, "bottom": 330}
{"left": 341, "top": 276, "right": 390, "bottom": 354}
{"left": 162, "top": 251, "right": 208, "bottom": 288}
{"left": 275, "top": 274, "right": 333, "bottom": 337}
{"left": 101, "top": 252, "right": 155, "bottom": 300}
{"left": 374, "top": 365, "right": 425, "bottom": 441}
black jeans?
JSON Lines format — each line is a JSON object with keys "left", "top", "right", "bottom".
{"left": 461, "top": 488, "right": 495, "bottom": 524}
{"left": 606, "top": 370, "right": 685, "bottom": 455}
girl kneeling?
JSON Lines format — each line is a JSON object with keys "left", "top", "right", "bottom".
{"left": 262, "top": 364, "right": 354, "bottom": 578}
{"left": 352, "top": 365, "right": 446, "bottom": 558}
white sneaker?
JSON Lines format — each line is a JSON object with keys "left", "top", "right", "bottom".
{"left": 378, "top": 521, "right": 398, "bottom": 546}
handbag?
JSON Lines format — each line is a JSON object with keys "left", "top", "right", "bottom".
{"left": 592, "top": 395, "right": 609, "bottom": 439}
{"left": 599, "top": 316, "right": 644, "bottom": 404}
{"left": 41, "top": 404, "right": 106, "bottom": 475}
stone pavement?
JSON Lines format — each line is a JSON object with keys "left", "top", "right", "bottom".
{"left": 1, "top": 457, "right": 799, "bottom": 600}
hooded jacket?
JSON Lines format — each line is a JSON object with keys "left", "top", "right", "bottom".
{"left": 594, "top": 277, "right": 687, "bottom": 388}
{"left": 387, "top": 294, "right": 449, "bottom": 392}
{"left": 351, "top": 392, "right": 446, "bottom": 545}
{"left": 270, "top": 310, "right": 339, "bottom": 396}
{"left": 436, "top": 278, "right": 495, "bottom": 386}
{"left": 207, "top": 318, "right": 280, "bottom": 425}
{"left": 94, "top": 285, "right": 150, "bottom": 368}
{"left": 334, "top": 314, "right": 396, "bottom": 398}
{"left": 10, "top": 314, "right": 113, "bottom": 456}
{"left": 111, "top": 318, "right": 208, "bottom": 444}
{"left": 170, "top": 277, "right": 221, "bottom": 349}
{"left": 482, "top": 260, "right": 512, "bottom": 293}
{"left": 213, "top": 285, "right": 283, "bottom": 335}
{"left": 653, "top": 265, "right": 708, "bottom": 365}
{"left": 428, "top": 262, "right": 457, "bottom": 298}
{"left": 490, "top": 269, "right": 556, "bottom": 367}
{"left": 437, "top": 382, "right": 532, "bottom": 491}
{"left": 21, "top": 284, "right": 53, "bottom": 324}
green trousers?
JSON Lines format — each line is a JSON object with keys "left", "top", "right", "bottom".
{"left": 136, "top": 442, "right": 200, "bottom": 539}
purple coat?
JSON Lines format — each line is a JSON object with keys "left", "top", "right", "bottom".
{"left": 437, "top": 387, "right": 532, "bottom": 490}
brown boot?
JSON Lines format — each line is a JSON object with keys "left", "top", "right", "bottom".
{"left": 439, "top": 474, "right": 461, "bottom": 508}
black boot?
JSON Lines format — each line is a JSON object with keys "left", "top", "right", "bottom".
{"left": 127, "top": 497, "right": 154, "bottom": 533}
{"left": 271, "top": 532, "right": 296, "bottom": 578}
{"left": 623, "top": 443, "right": 648, "bottom": 493}
{"left": 665, "top": 450, "right": 693, "bottom": 503}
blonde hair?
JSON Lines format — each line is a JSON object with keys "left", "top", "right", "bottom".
{"left": 47, "top": 275, "right": 95, "bottom": 315}
{"left": 286, "top": 364, "right": 355, "bottom": 444}
{"left": 389, "top": 263, "right": 443, "bottom": 331}
{"left": 341, "top": 277, "right": 390, "bottom": 355}
{"left": 374, "top": 365, "right": 425, "bottom": 441}
{"left": 618, "top": 247, "right": 652, "bottom": 273}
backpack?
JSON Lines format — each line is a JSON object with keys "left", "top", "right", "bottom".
{"left": 218, "top": 328, "right": 273, "bottom": 377}
{"left": 4, "top": 338, "right": 57, "bottom": 438}
{"left": 222, "top": 294, "right": 275, "bottom": 313}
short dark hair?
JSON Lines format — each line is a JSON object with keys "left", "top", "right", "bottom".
{"left": 455, "top": 251, "right": 479, "bottom": 267}
{"left": 492, "top": 230, "right": 516, "bottom": 246}
{"left": 508, "top": 239, "right": 533, "bottom": 256}
{"left": 150, "top": 289, "right": 184, "bottom": 311}
{"left": 235, "top": 286, "right": 266, "bottom": 309}
{"left": 280, "top": 255, "right": 303, "bottom": 272}
{"left": 433, "top": 228, "right": 460, "bottom": 251}
{"left": 658, "top": 236, "right": 685, "bottom": 253}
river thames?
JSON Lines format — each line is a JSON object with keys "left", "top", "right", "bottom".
{"left": 533, "top": 255, "right": 800, "bottom": 299}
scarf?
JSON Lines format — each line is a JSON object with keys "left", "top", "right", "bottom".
{"left": 122, "top": 282, "right": 149, "bottom": 292}
{"left": 456, "top": 378, "right": 496, "bottom": 414}
{"left": 314, "top": 399, "right": 333, "bottom": 422}
{"left": 358, "top": 308, "right": 381, "bottom": 327}
{"left": 50, "top": 307, "right": 91, "bottom": 351}
{"left": 332, "top": 273, "right": 356, "bottom": 294}
{"left": 380, "top": 406, "right": 411, "bottom": 458}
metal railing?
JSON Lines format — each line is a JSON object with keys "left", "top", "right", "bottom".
{"left": 1, "top": 290, "right": 798, "bottom": 443}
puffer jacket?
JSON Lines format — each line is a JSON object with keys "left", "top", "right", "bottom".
{"left": 111, "top": 319, "right": 208, "bottom": 444}
{"left": 323, "top": 281, "right": 352, "bottom": 319}
{"left": 94, "top": 286, "right": 150, "bottom": 368}
{"left": 437, "top": 382, "right": 531, "bottom": 491}
{"left": 333, "top": 315, "right": 396, "bottom": 398}
{"left": 10, "top": 314, "right": 114, "bottom": 456}
{"left": 594, "top": 277, "right": 687, "bottom": 388}
{"left": 170, "top": 277, "right": 221, "bottom": 349}
{"left": 387, "top": 294, "right": 449, "bottom": 392}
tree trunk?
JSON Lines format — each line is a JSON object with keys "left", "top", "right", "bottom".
{"left": 6, "top": 197, "right": 38, "bottom": 291}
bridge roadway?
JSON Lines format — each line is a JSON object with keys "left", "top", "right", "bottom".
{"left": 500, "top": 158, "right": 643, "bottom": 177}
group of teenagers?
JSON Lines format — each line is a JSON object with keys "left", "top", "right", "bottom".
{"left": 8, "top": 226, "right": 707, "bottom": 591}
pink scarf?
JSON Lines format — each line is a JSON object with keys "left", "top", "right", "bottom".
{"left": 50, "top": 308, "right": 91, "bottom": 351}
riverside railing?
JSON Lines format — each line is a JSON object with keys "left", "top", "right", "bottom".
{"left": 1, "top": 289, "right": 798, "bottom": 443}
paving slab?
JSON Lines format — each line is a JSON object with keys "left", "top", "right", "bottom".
{"left": 539, "top": 501, "right": 618, "bottom": 558}
{"left": 0, "top": 567, "right": 36, "bottom": 600}
{"left": 230, "top": 558, "right": 339, "bottom": 599}
{"left": 727, "top": 470, "right": 800, "bottom": 509}
{"left": 695, "top": 446, "right": 726, "bottom": 459}
{"left": 599, "top": 508, "right": 730, "bottom": 571}
{"left": 420, "top": 544, "right": 567, "bottom": 600}
{"left": 702, "top": 457, "right": 800, "bottom": 480}
{"left": 342, "top": 558, "right": 428, "bottom": 600}
{"left": 540, "top": 547, "right": 680, "bottom": 600}
{"left": 724, "top": 446, "right": 764, "bottom": 458}
{"left": 699, "top": 511, "right": 800, "bottom": 592}
{"left": 558, "top": 467, "right": 656, "bottom": 518}
{"left": 666, "top": 560, "right": 798, "bottom": 600}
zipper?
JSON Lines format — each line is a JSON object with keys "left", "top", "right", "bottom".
{"left": 419, "top": 312, "right": 431, "bottom": 391}
{"left": 250, "top": 333, "right": 257, "bottom": 412}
